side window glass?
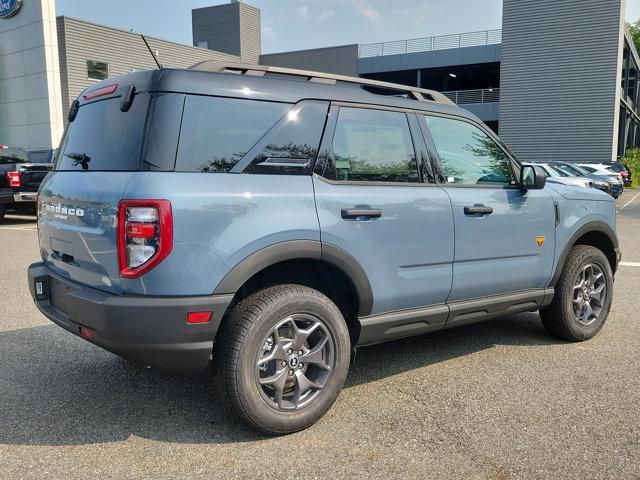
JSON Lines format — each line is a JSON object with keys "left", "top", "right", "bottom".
{"left": 176, "top": 95, "right": 291, "bottom": 173}
{"left": 244, "top": 101, "right": 329, "bottom": 175}
{"left": 424, "top": 116, "right": 515, "bottom": 186}
{"left": 330, "top": 107, "right": 418, "bottom": 183}
{"left": 141, "top": 93, "right": 185, "bottom": 171}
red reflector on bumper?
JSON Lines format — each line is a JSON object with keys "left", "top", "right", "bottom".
{"left": 79, "top": 327, "right": 94, "bottom": 338}
{"left": 187, "top": 311, "right": 212, "bottom": 324}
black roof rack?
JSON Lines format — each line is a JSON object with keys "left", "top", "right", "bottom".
{"left": 189, "top": 60, "right": 456, "bottom": 107}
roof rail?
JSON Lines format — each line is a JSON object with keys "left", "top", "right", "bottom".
{"left": 189, "top": 60, "right": 456, "bottom": 106}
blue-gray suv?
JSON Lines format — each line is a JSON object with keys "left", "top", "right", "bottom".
{"left": 27, "top": 62, "right": 620, "bottom": 434}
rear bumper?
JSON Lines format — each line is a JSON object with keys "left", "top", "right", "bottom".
{"left": 27, "top": 262, "right": 234, "bottom": 375}
{"left": 0, "top": 191, "right": 37, "bottom": 206}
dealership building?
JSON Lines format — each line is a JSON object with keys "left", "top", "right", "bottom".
{"left": 0, "top": 0, "right": 638, "bottom": 163}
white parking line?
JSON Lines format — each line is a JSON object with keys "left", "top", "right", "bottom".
{"left": 617, "top": 191, "right": 640, "bottom": 212}
{"left": 619, "top": 262, "right": 640, "bottom": 267}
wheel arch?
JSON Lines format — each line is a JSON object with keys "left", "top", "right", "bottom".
{"left": 213, "top": 240, "right": 374, "bottom": 325}
{"left": 549, "top": 221, "right": 619, "bottom": 288}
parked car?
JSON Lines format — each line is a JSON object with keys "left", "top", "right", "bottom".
{"left": 546, "top": 161, "right": 615, "bottom": 197}
{"left": 607, "top": 162, "right": 632, "bottom": 186}
{"left": 0, "top": 145, "right": 53, "bottom": 221}
{"left": 576, "top": 164, "right": 624, "bottom": 198}
{"left": 524, "top": 162, "right": 593, "bottom": 189}
{"left": 28, "top": 64, "right": 620, "bottom": 435}
{"left": 27, "top": 148, "right": 56, "bottom": 165}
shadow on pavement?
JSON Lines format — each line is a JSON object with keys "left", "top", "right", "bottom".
{"left": 0, "top": 313, "right": 559, "bottom": 446}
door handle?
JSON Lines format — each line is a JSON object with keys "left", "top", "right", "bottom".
{"left": 463, "top": 205, "right": 493, "bottom": 216}
{"left": 341, "top": 208, "right": 382, "bottom": 219}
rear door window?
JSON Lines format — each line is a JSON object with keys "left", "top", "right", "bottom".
{"left": 327, "top": 107, "right": 418, "bottom": 183}
{"left": 175, "top": 95, "right": 291, "bottom": 173}
{"left": 56, "top": 95, "right": 150, "bottom": 171}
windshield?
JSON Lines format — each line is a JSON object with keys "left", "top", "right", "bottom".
{"left": 608, "top": 163, "right": 625, "bottom": 172}
{"left": 0, "top": 147, "right": 29, "bottom": 164}
{"left": 551, "top": 163, "right": 583, "bottom": 177}
{"left": 55, "top": 94, "right": 150, "bottom": 171}
{"left": 27, "top": 150, "right": 55, "bottom": 164}
{"left": 546, "top": 164, "right": 571, "bottom": 177}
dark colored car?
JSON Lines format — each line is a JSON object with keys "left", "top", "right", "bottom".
{"left": 547, "top": 162, "right": 615, "bottom": 197}
{"left": 608, "top": 162, "right": 632, "bottom": 186}
{"left": 0, "top": 145, "right": 53, "bottom": 221}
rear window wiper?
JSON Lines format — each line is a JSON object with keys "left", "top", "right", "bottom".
{"left": 65, "top": 152, "right": 91, "bottom": 170}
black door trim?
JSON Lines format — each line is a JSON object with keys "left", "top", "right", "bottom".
{"left": 357, "top": 288, "right": 554, "bottom": 346}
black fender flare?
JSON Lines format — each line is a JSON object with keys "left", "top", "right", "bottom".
{"left": 549, "top": 221, "right": 619, "bottom": 288}
{"left": 213, "top": 240, "right": 374, "bottom": 316}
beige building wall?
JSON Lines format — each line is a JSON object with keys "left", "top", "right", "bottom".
{"left": 0, "top": 0, "right": 63, "bottom": 149}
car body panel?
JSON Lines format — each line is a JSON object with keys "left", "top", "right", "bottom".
{"left": 442, "top": 186, "right": 557, "bottom": 301}
{"left": 313, "top": 176, "right": 454, "bottom": 315}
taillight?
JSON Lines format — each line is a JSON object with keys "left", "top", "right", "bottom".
{"left": 117, "top": 200, "right": 173, "bottom": 279}
{"left": 6, "top": 171, "right": 21, "bottom": 187}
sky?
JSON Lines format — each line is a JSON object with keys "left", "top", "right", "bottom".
{"left": 55, "top": 0, "right": 640, "bottom": 54}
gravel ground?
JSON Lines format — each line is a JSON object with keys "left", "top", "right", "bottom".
{"left": 0, "top": 190, "right": 639, "bottom": 480}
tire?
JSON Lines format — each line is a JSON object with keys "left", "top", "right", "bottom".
{"left": 214, "top": 284, "right": 351, "bottom": 435}
{"left": 540, "top": 245, "right": 613, "bottom": 341}
{"left": 0, "top": 207, "right": 5, "bottom": 223}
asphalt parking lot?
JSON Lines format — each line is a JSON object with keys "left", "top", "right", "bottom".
{"left": 1, "top": 190, "right": 639, "bottom": 480}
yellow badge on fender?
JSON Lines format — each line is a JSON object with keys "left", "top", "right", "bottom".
{"left": 536, "top": 236, "right": 546, "bottom": 248}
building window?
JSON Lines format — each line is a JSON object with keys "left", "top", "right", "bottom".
{"left": 87, "top": 60, "right": 109, "bottom": 81}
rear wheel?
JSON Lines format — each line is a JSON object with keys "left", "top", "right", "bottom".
{"left": 540, "top": 245, "right": 613, "bottom": 341}
{"left": 0, "top": 207, "right": 5, "bottom": 223}
{"left": 214, "top": 284, "right": 351, "bottom": 435}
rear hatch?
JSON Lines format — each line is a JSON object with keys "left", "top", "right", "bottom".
{"left": 38, "top": 80, "right": 157, "bottom": 294}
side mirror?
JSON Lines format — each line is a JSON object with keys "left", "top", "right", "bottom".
{"left": 520, "top": 165, "right": 546, "bottom": 190}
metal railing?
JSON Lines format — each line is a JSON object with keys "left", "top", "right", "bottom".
{"left": 442, "top": 88, "right": 500, "bottom": 105}
{"left": 359, "top": 29, "right": 502, "bottom": 58}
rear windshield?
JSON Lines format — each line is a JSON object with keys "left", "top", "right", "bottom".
{"left": 28, "top": 150, "right": 55, "bottom": 164}
{"left": 0, "top": 147, "right": 29, "bottom": 164}
{"left": 55, "top": 94, "right": 150, "bottom": 171}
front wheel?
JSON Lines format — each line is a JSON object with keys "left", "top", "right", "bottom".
{"left": 214, "top": 285, "right": 351, "bottom": 435}
{"left": 540, "top": 245, "right": 613, "bottom": 341}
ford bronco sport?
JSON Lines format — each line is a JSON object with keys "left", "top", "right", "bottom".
{"left": 28, "top": 62, "right": 620, "bottom": 434}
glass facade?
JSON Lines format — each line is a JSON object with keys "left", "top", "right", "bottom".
{"left": 619, "top": 32, "right": 640, "bottom": 157}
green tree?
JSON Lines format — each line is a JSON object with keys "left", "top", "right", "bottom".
{"left": 630, "top": 19, "right": 640, "bottom": 52}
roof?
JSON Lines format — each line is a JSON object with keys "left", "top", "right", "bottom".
{"left": 79, "top": 67, "right": 475, "bottom": 121}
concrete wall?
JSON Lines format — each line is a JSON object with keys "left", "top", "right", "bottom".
{"left": 192, "top": 2, "right": 260, "bottom": 64}
{"left": 499, "top": 0, "right": 626, "bottom": 163}
{"left": 261, "top": 44, "right": 359, "bottom": 76}
{"left": 0, "top": 0, "right": 63, "bottom": 149}
{"left": 57, "top": 17, "right": 239, "bottom": 121}
{"left": 358, "top": 44, "right": 501, "bottom": 75}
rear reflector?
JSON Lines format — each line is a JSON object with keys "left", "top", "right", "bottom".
{"left": 82, "top": 84, "right": 118, "bottom": 100}
{"left": 187, "top": 311, "right": 213, "bottom": 324}
{"left": 79, "top": 327, "right": 94, "bottom": 338}
{"left": 6, "top": 171, "right": 21, "bottom": 187}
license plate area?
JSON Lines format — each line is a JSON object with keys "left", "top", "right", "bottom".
{"left": 49, "top": 277, "right": 70, "bottom": 314}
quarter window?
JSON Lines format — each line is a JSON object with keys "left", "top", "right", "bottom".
{"left": 329, "top": 107, "right": 418, "bottom": 183}
{"left": 87, "top": 60, "right": 109, "bottom": 81}
{"left": 175, "top": 96, "right": 291, "bottom": 173}
{"left": 424, "top": 116, "right": 515, "bottom": 186}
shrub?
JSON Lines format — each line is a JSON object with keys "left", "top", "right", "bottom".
{"left": 621, "top": 148, "right": 640, "bottom": 187}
